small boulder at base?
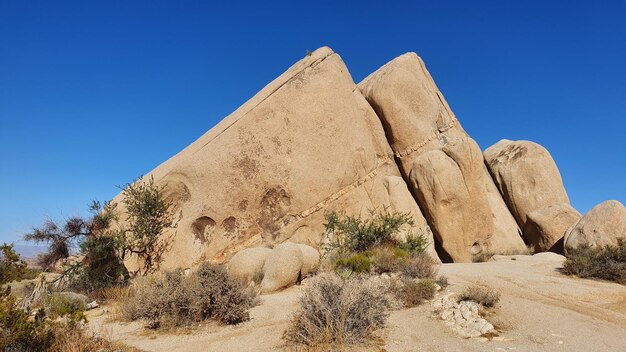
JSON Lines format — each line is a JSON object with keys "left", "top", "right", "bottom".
{"left": 226, "top": 247, "right": 273, "bottom": 285}
{"left": 564, "top": 200, "right": 626, "bottom": 254}
{"left": 260, "top": 242, "right": 320, "bottom": 294}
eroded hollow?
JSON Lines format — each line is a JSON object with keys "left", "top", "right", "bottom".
{"left": 191, "top": 216, "right": 216, "bottom": 243}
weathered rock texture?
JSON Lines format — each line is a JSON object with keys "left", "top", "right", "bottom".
{"left": 484, "top": 140, "right": 581, "bottom": 252}
{"left": 260, "top": 242, "right": 320, "bottom": 293}
{"left": 564, "top": 200, "right": 626, "bottom": 254}
{"left": 118, "top": 47, "right": 439, "bottom": 272}
{"left": 358, "top": 53, "right": 526, "bottom": 262}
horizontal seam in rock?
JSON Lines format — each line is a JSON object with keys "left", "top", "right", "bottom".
{"left": 294, "top": 154, "right": 394, "bottom": 220}
{"left": 394, "top": 118, "right": 459, "bottom": 158}
{"left": 195, "top": 52, "right": 334, "bottom": 154}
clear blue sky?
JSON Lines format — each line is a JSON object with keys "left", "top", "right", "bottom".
{"left": 1, "top": 1, "right": 625, "bottom": 244}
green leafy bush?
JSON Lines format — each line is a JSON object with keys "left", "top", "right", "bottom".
{"left": 283, "top": 273, "right": 390, "bottom": 346}
{"left": 0, "top": 243, "right": 29, "bottom": 285}
{"left": 324, "top": 210, "right": 423, "bottom": 254}
{"left": 44, "top": 293, "right": 86, "bottom": 320}
{"left": 123, "top": 262, "right": 257, "bottom": 328}
{"left": 334, "top": 252, "right": 373, "bottom": 274}
{"left": 563, "top": 239, "right": 626, "bottom": 284}
{"left": 458, "top": 283, "right": 500, "bottom": 308}
{"left": 370, "top": 246, "right": 408, "bottom": 274}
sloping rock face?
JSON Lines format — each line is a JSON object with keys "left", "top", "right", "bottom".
{"left": 118, "top": 47, "right": 439, "bottom": 272}
{"left": 564, "top": 200, "right": 626, "bottom": 254}
{"left": 484, "top": 140, "right": 581, "bottom": 252}
{"left": 358, "top": 53, "right": 526, "bottom": 262}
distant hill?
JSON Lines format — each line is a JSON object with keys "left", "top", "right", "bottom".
{"left": 13, "top": 244, "right": 47, "bottom": 260}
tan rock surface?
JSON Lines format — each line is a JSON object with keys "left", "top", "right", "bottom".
{"left": 484, "top": 140, "right": 580, "bottom": 251}
{"left": 260, "top": 242, "right": 303, "bottom": 293}
{"left": 358, "top": 53, "right": 525, "bottom": 262}
{"left": 115, "top": 46, "right": 439, "bottom": 272}
{"left": 226, "top": 247, "right": 272, "bottom": 285}
{"left": 523, "top": 204, "right": 581, "bottom": 253}
{"left": 564, "top": 200, "right": 626, "bottom": 254}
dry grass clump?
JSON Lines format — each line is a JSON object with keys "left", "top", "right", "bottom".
{"left": 457, "top": 282, "right": 500, "bottom": 308}
{"left": 563, "top": 239, "right": 626, "bottom": 284}
{"left": 400, "top": 278, "right": 437, "bottom": 307}
{"left": 401, "top": 253, "right": 439, "bottom": 279}
{"left": 49, "top": 327, "right": 139, "bottom": 352}
{"left": 123, "top": 262, "right": 258, "bottom": 329}
{"left": 283, "top": 273, "right": 390, "bottom": 346}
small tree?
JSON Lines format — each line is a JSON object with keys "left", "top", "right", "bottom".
{"left": 0, "top": 244, "right": 28, "bottom": 285}
{"left": 24, "top": 201, "right": 128, "bottom": 291}
{"left": 120, "top": 176, "right": 174, "bottom": 275}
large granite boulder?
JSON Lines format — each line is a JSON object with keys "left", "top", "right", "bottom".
{"left": 564, "top": 200, "right": 626, "bottom": 254}
{"left": 484, "top": 140, "right": 581, "bottom": 252}
{"left": 260, "top": 242, "right": 320, "bottom": 293}
{"left": 116, "top": 47, "right": 439, "bottom": 272}
{"left": 226, "top": 247, "right": 273, "bottom": 284}
{"left": 358, "top": 53, "right": 525, "bottom": 262}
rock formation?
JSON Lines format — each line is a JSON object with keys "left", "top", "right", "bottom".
{"left": 484, "top": 140, "right": 581, "bottom": 252}
{"left": 564, "top": 200, "right": 626, "bottom": 254}
{"left": 358, "top": 53, "right": 526, "bottom": 262}
{"left": 118, "top": 47, "right": 438, "bottom": 273}
{"left": 114, "top": 46, "right": 590, "bottom": 273}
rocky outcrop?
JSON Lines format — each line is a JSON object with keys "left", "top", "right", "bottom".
{"left": 117, "top": 47, "right": 439, "bottom": 272}
{"left": 358, "top": 53, "right": 526, "bottom": 262}
{"left": 564, "top": 200, "right": 626, "bottom": 254}
{"left": 112, "top": 46, "right": 595, "bottom": 271}
{"left": 433, "top": 293, "right": 497, "bottom": 338}
{"left": 484, "top": 140, "right": 581, "bottom": 252}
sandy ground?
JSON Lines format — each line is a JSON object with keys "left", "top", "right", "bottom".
{"left": 88, "top": 253, "right": 626, "bottom": 352}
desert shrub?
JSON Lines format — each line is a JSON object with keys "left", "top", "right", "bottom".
{"left": 400, "top": 279, "right": 437, "bottom": 307}
{"left": 324, "top": 210, "right": 422, "bottom": 254}
{"left": 121, "top": 176, "right": 174, "bottom": 275}
{"left": 283, "top": 273, "right": 390, "bottom": 346}
{"left": 72, "top": 236, "right": 128, "bottom": 293}
{"left": 44, "top": 293, "right": 86, "bottom": 319}
{"left": 563, "top": 239, "right": 626, "bottom": 284}
{"left": 49, "top": 327, "right": 139, "bottom": 352}
{"left": 458, "top": 283, "right": 500, "bottom": 308}
{"left": 401, "top": 253, "right": 439, "bottom": 279}
{"left": 334, "top": 252, "right": 373, "bottom": 274}
{"left": 123, "top": 262, "right": 257, "bottom": 328}
{"left": 0, "top": 287, "right": 55, "bottom": 351}
{"left": 370, "top": 246, "right": 408, "bottom": 274}
{"left": 398, "top": 234, "right": 428, "bottom": 254}
{"left": 0, "top": 243, "right": 29, "bottom": 285}
{"left": 436, "top": 275, "right": 449, "bottom": 288}
{"left": 1, "top": 286, "right": 135, "bottom": 352}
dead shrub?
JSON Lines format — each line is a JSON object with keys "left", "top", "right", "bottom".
{"left": 283, "top": 273, "right": 390, "bottom": 346}
{"left": 400, "top": 279, "right": 437, "bottom": 307}
{"left": 457, "top": 283, "right": 500, "bottom": 308}
{"left": 123, "top": 262, "right": 257, "bottom": 329}
{"left": 401, "top": 253, "right": 439, "bottom": 279}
